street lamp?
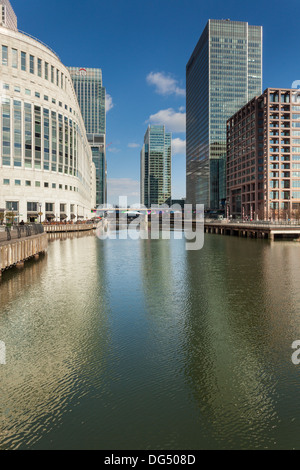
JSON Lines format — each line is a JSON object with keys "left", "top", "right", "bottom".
{"left": 39, "top": 203, "right": 42, "bottom": 224}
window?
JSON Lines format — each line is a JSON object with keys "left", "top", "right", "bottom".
{"left": 3, "top": 83, "right": 9, "bottom": 90}
{"left": 25, "top": 180, "right": 31, "bottom": 187}
{"left": 3, "top": 179, "right": 10, "bottom": 185}
{"left": 30, "top": 55, "right": 34, "bottom": 74}
{"left": 45, "top": 62, "right": 49, "bottom": 80}
{"left": 24, "top": 103, "right": 32, "bottom": 168}
{"left": 13, "top": 100, "right": 22, "bottom": 167}
{"left": 12, "top": 48, "right": 18, "bottom": 68}
{"left": 44, "top": 182, "right": 49, "bottom": 188}
{"left": 60, "top": 204, "right": 66, "bottom": 212}
{"left": 25, "top": 89, "right": 31, "bottom": 95}
{"left": 52, "top": 183, "right": 56, "bottom": 189}
{"left": 37, "top": 58, "right": 42, "bottom": 77}
{"left": 15, "top": 180, "right": 21, "bottom": 186}
{"left": 6, "top": 201, "right": 18, "bottom": 211}
{"left": 21, "top": 51, "right": 26, "bottom": 71}
{"left": 2, "top": 45, "right": 8, "bottom": 65}
{"left": 27, "top": 202, "right": 38, "bottom": 212}
{"left": 35, "top": 181, "right": 40, "bottom": 187}
{"left": 51, "top": 65, "right": 54, "bottom": 83}
{"left": 35, "top": 92, "right": 40, "bottom": 98}
{"left": 2, "top": 98, "right": 11, "bottom": 166}
{"left": 45, "top": 203, "right": 54, "bottom": 212}
{"left": 44, "top": 95, "right": 49, "bottom": 101}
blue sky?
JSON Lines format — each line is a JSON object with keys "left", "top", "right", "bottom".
{"left": 12, "top": 0, "right": 300, "bottom": 204}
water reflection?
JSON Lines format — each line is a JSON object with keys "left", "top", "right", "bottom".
{"left": 0, "top": 235, "right": 110, "bottom": 450}
{"left": 1, "top": 234, "right": 300, "bottom": 449}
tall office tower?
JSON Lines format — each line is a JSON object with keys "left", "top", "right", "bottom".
{"left": 140, "top": 125, "right": 172, "bottom": 207}
{"left": 186, "top": 19, "right": 262, "bottom": 210}
{"left": 68, "top": 67, "right": 107, "bottom": 206}
{"left": 0, "top": 0, "right": 17, "bottom": 31}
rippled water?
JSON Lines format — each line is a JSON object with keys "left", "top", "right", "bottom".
{"left": 1, "top": 232, "right": 300, "bottom": 449}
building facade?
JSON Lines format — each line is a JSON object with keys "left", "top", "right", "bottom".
{"left": 227, "top": 88, "right": 300, "bottom": 220}
{"left": 186, "top": 19, "right": 262, "bottom": 210}
{"left": 0, "top": 0, "right": 17, "bottom": 31}
{"left": 68, "top": 67, "right": 107, "bottom": 207}
{"left": 140, "top": 125, "right": 172, "bottom": 207}
{"left": 0, "top": 12, "right": 95, "bottom": 222}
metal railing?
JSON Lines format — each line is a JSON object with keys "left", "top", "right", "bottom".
{"left": 0, "top": 224, "right": 44, "bottom": 243}
{"left": 18, "top": 30, "right": 61, "bottom": 61}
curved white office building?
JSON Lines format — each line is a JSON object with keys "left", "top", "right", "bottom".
{"left": 0, "top": 9, "right": 96, "bottom": 222}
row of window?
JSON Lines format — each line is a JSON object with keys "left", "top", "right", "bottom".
{"left": 2, "top": 82, "right": 74, "bottom": 114}
{"left": 2, "top": 178, "right": 78, "bottom": 192}
{"left": 0, "top": 99, "right": 92, "bottom": 191}
{"left": 5, "top": 201, "right": 75, "bottom": 213}
{"left": 1, "top": 44, "right": 67, "bottom": 91}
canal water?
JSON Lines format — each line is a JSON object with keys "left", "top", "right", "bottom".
{"left": 1, "top": 232, "right": 300, "bottom": 450}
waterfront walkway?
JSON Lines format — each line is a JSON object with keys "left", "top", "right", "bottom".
{"left": 0, "top": 224, "right": 48, "bottom": 276}
{"left": 0, "top": 232, "right": 48, "bottom": 276}
{"left": 44, "top": 223, "right": 97, "bottom": 233}
{"left": 204, "top": 221, "right": 300, "bottom": 241}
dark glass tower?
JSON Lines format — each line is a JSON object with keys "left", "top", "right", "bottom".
{"left": 68, "top": 67, "right": 107, "bottom": 206}
{"left": 186, "top": 19, "right": 262, "bottom": 210}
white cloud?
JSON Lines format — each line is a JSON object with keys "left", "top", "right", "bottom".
{"left": 146, "top": 72, "right": 185, "bottom": 97}
{"left": 108, "top": 147, "right": 120, "bottom": 153}
{"left": 105, "top": 93, "right": 114, "bottom": 113}
{"left": 147, "top": 108, "right": 186, "bottom": 133}
{"left": 172, "top": 138, "right": 186, "bottom": 155}
{"left": 128, "top": 143, "right": 140, "bottom": 148}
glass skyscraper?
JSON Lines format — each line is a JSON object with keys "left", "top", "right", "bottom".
{"left": 68, "top": 67, "right": 107, "bottom": 206}
{"left": 140, "top": 125, "right": 172, "bottom": 207}
{"left": 186, "top": 19, "right": 262, "bottom": 210}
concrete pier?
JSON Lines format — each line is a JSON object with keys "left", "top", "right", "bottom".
{"left": 204, "top": 221, "right": 300, "bottom": 241}
{"left": 0, "top": 233, "right": 48, "bottom": 277}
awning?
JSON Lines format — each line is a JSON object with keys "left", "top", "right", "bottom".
{"left": 46, "top": 213, "right": 55, "bottom": 219}
{"left": 27, "top": 212, "right": 38, "bottom": 216}
{"left": 71, "top": 214, "right": 76, "bottom": 219}
{"left": 60, "top": 213, "right": 67, "bottom": 219}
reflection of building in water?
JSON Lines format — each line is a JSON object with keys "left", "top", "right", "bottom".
{"left": 175, "top": 237, "right": 281, "bottom": 447}
{"left": 139, "top": 238, "right": 175, "bottom": 320}
{"left": 0, "top": 253, "right": 47, "bottom": 307}
{"left": 261, "top": 242, "right": 300, "bottom": 339}
{"left": 47, "top": 230, "right": 96, "bottom": 243}
{"left": 0, "top": 236, "right": 110, "bottom": 449}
